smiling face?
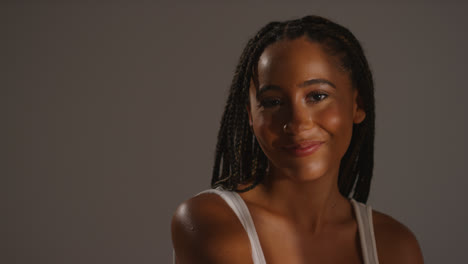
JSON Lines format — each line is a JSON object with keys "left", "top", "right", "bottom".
{"left": 247, "top": 36, "right": 366, "bottom": 182}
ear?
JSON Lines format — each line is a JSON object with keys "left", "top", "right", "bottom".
{"left": 352, "top": 89, "right": 366, "bottom": 124}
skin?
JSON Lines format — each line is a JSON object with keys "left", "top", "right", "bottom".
{"left": 172, "top": 36, "right": 424, "bottom": 264}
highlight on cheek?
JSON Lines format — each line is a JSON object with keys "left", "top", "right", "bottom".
{"left": 322, "top": 107, "right": 344, "bottom": 128}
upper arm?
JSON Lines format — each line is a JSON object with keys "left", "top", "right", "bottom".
{"left": 373, "top": 211, "right": 424, "bottom": 264}
{"left": 171, "top": 193, "right": 252, "bottom": 264}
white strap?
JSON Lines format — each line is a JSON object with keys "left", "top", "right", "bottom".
{"left": 351, "top": 199, "right": 380, "bottom": 264}
{"left": 174, "top": 190, "right": 379, "bottom": 264}
{"left": 197, "top": 188, "right": 267, "bottom": 264}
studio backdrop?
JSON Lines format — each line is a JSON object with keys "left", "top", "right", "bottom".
{"left": 3, "top": 1, "right": 467, "bottom": 263}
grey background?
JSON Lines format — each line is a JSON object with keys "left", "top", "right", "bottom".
{"left": 3, "top": 1, "right": 467, "bottom": 263}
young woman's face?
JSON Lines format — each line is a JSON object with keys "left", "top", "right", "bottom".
{"left": 247, "top": 36, "right": 366, "bottom": 181}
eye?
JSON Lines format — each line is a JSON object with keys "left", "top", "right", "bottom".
{"left": 307, "top": 92, "right": 328, "bottom": 103}
{"left": 259, "top": 98, "right": 282, "bottom": 108}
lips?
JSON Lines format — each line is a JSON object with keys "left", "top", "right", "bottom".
{"left": 282, "top": 141, "right": 324, "bottom": 157}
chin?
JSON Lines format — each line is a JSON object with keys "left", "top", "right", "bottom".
{"left": 288, "top": 173, "right": 324, "bottom": 183}
{"left": 271, "top": 158, "right": 331, "bottom": 182}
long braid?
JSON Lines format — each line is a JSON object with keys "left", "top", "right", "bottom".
{"left": 212, "top": 15, "right": 376, "bottom": 203}
{"left": 233, "top": 26, "right": 286, "bottom": 192}
{"left": 299, "top": 16, "right": 376, "bottom": 202}
{"left": 212, "top": 22, "right": 282, "bottom": 190}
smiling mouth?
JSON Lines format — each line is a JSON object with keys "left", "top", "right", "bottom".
{"left": 282, "top": 141, "right": 324, "bottom": 157}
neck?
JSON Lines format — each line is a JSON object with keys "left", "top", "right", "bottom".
{"left": 255, "top": 165, "right": 351, "bottom": 233}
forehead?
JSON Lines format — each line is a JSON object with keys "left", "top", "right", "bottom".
{"left": 256, "top": 37, "right": 350, "bottom": 88}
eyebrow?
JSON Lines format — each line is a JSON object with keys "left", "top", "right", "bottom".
{"left": 256, "top": 78, "right": 336, "bottom": 99}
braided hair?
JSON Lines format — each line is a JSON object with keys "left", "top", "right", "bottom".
{"left": 211, "top": 15, "right": 375, "bottom": 203}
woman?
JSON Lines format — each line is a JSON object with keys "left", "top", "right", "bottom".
{"left": 171, "top": 15, "right": 424, "bottom": 264}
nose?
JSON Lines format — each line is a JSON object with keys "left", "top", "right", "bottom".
{"left": 283, "top": 103, "right": 314, "bottom": 135}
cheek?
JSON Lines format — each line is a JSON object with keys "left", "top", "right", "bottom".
{"left": 252, "top": 112, "right": 273, "bottom": 137}
{"left": 320, "top": 106, "right": 348, "bottom": 131}
{"left": 319, "top": 102, "right": 355, "bottom": 153}
{"left": 251, "top": 111, "right": 282, "bottom": 147}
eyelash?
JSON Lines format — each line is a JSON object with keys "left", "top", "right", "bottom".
{"left": 258, "top": 92, "right": 328, "bottom": 108}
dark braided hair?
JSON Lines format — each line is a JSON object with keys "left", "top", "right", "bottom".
{"left": 211, "top": 15, "right": 375, "bottom": 203}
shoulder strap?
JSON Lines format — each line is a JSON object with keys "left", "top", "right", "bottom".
{"left": 351, "top": 199, "right": 380, "bottom": 264}
{"left": 196, "top": 188, "right": 266, "bottom": 264}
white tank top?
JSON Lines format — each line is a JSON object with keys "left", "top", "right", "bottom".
{"left": 173, "top": 187, "right": 379, "bottom": 264}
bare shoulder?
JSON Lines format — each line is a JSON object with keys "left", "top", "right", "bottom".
{"left": 171, "top": 192, "right": 252, "bottom": 264}
{"left": 372, "top": 210, "right": 424, "bottom": 264}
